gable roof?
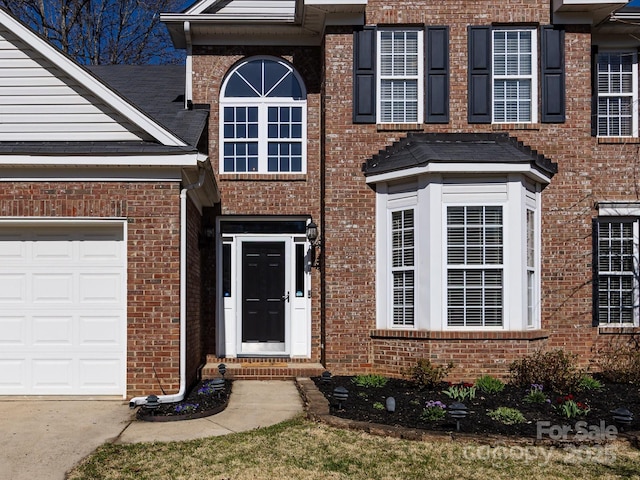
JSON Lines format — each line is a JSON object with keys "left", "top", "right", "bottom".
{"left": 363, "top": 133, "right": 558, "bottom": 183}
{"left": 0, "top": 7, "right": 187, "bottom": 148}
{"left": 87, "top": 65, "right": 209, "bottom": 148}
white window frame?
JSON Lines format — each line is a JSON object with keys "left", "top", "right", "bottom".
{"left": 219, "top": 56, "right": 307, "bottom": 174}
{"left": 376, "top": 28, "right": 424, "bottom": 124}
{"left": 596, "top": 50, "right": 639, "bottom": 138}
{"left": 596, "top": 217, "right": 639, "bottom": 326}
{"left": 492, "top": 28, "right": 538, "bottom": 124}
{"left": 375, "top": 175, "right": 542, "bottom": 332}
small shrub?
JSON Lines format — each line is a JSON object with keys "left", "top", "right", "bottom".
{"left": 577, "top": 374, "right": 603, "bottom": 392}
{"left": 509, "top": 349, "right": 581, "bottom": 393}
{"left": 487, "top": 407, "right": 526, "bottom": 425}
{"left": 443, "top": 383, "right": 476, "bottom": 401}
{"left": 523, "top": 384, "right": 549, "bottom": 404}
{"left": 373, "top": 401, "right": 385, "bottom": 410}
{"left": 405, "top": 359, "right": 454, "bottom": 389}
{"left": 351, "top": 374, "right": 388, "bottom": 388}
{"left": 595, "top": 341, "right": 640, "bottom": 384}
{"left": 475, "top": 375, "right": 505, "bottom": 394}
{"left": 420, "top": 400, "right": 447, "bottom": 421}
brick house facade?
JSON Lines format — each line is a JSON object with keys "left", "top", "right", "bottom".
{"left": 163, "top": 0, "right": 640, "bottom": 384}
{"left": 3, "top": 0, "right": 640, "bottom": 401}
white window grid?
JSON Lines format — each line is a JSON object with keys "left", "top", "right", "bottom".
{"left": 391, "top": 209, "right": 415, "bottom": 326}
{"left": 597, "top": 51, "right": 638, "bottom": 137}
{"left": 377, "top": 29, "right": 424, "bottom": 124}
{"left": 220, "top": 57, "right": 307, "bottom": 174}
{"left": 492, "top": 29, "right": 537, "bottom": 123}
{"left": 597, "top": 219, "right": 639, "bottom": 325}
{"left": 446, "top": 205, "right": 504, "bottom": 327}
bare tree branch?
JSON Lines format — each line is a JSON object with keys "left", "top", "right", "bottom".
{"left": 0, "top": 0, "right": 184, "bottom": 64}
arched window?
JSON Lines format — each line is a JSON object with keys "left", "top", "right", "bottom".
{"left": 219, "top": 57, "right": 307, "bottom": 174}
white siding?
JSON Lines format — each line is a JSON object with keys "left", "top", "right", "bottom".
{"left": 0, "top": 27, "right": 148, "bottom": 142}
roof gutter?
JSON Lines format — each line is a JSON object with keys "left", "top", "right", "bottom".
{"left": 128, "top": 165, "right": 207, "bottom": 408}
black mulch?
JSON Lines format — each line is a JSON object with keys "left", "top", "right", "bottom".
{"left": 137, "top": 379, "right": 232, "bottom": 422}
{"left": 313, "top": 376, "right": 640, "bottom": 438}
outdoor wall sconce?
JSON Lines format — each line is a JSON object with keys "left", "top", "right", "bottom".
{"left": 306, "top": 221, "right": 322, "bottom": 270}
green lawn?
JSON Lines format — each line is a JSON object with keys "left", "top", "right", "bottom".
{"left": 68, "top": 417, "right": 640, "bottom": 480}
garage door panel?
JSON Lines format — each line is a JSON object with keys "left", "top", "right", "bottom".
{"left": 0, "top": 224, "right": 126, "bottom": 396}
{"left": 0, "top": 234, "right": 25, "bottom": 259}
{"left": 32, "top": 316, "right": 73, "bottom": 346}
{"left": 79, "top": 274, "right": 122, "bottom": 303}
{"left": 0, "top": 274, "right": 26, "bottom": 303}
{"left": 0, "top": 359, "right": 26, "bottom": 390}
{"left": 79, "top": 315, "right": 121, "bottom": 346}
{"left": 33, "top": 273, "right": 74, "bottom": 303}
{"left": 0, "top": 316, "right": 26, "bottom": 346}
{"left": 32, "top": 234, "right": 74, "bottom": 260}
{"left": 32, "top": 358, "right": 73, "bottom": 390}
{"left": 79, "top": 359, "right": 122, "bottom": 390}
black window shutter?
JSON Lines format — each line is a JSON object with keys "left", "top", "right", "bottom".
{"left": 353, "top": 26, "right": 377, "bottom": 124}
{"left": 541, "top": 25, "right": 565, "bottom": 123}
{"left": 468, "top": 26, "right": 492, "bottom": 123}
{"left": 591, "top": 45, "right": 598, "bottom": 136}
{"left": 592, "top": 218, "right": 600, "bottom": 327}
{"left": 425, "top": 26, "right": 449, "bottom": 123}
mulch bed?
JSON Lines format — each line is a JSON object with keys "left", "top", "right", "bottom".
{"left": 313, "top": 376, "right": 640, "bottom": 439}
{"left": 137, "top": 379, "right": 232, "bottom": 422}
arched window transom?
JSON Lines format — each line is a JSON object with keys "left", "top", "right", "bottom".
{"left": 220, "top": 57, "right": 307, "bottom": 174}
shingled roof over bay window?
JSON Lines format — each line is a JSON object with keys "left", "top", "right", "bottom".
{"left": 362, "top": 132, "right": 558, "bottom": 184}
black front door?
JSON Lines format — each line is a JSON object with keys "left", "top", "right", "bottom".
{"left": 242, "top": 242, "right": 285, "bottom": 343}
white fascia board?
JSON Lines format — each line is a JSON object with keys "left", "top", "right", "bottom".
{"left": 0, "top": 152, "right": 204, "bottom": 167}
{"left": 162, "top": 13, "right": 296, "bottom": 23}
{"left": 0, "top": 10, "right": 187, "bottom": 147}
{"left": 365, "top": 163, "right": 553, "bottom": 185}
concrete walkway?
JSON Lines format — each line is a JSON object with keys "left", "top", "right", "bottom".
{"left": 118, "top": 380, "right": 304, "bottom": 443}
{"left": 0, "top": 380, "right": 303, "bottom": 480}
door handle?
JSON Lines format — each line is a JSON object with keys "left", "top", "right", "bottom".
{"left": 282, "top": 291, "right": 290, "bottom": 303}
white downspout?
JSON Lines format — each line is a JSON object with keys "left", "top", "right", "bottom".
{"left": 129, "top": 166, "right": 207, "bottom": 407}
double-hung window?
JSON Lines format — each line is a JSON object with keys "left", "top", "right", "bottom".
{"left": 447, "top": 206, "right": 504, "bottom": 327}
{"left": 220, "top": 57, "right": 307, "bottom": 174}
{"left": 469, "top": 25, "right": 563, "bottom": 124}
{"left": 595, "top": 218, "right": 639, "bottom": 325}
{"left": 492, "top": 29, "right": 537, "bottom": 123}
{"left": 377, "top": 29, "right": 424, "bottom": 123}
{"left": 596, "top": 51, "right": 638, "bottom": 137}
{"left": 391, "top": 209, "right": 415, "bottom": 326}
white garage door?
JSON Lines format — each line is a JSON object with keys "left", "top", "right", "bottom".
{"left": 0, "top": 224, "right": 126, "bottom": 396}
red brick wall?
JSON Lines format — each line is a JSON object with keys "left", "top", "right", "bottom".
{"left": 191, "top": 0, "right": 640, "bottom": 379}
{"left": 186, "top": 197, "right": 204, "bottom": 389}
{"left": 193, "top": 46, "right": 324, "bottom": 362}
{"left": 0, "top": 181, "right": 182, "bottom": 397}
